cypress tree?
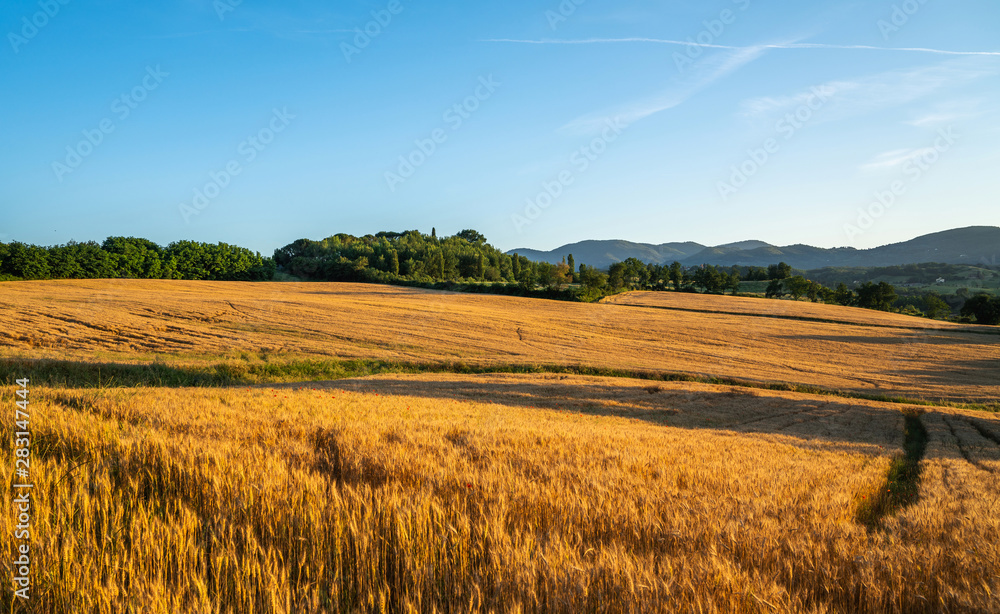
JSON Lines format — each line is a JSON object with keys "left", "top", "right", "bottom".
{"left": 390, "top": 250, "right": 400, "bottom": 276}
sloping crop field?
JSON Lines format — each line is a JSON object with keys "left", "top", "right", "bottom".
{"left": 1, "top": 280, "right": 998, "bottom": 612}
{"left": 1, "top": 280, "right": 998, "bottom": 403}
{"left": 1, "top": 375, "right": 997, "bottom": 612}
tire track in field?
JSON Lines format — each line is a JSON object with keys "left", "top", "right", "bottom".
{"left": 969, "top": 419, "right": 1000, "bottom": 447}
{"left": 726, "top": 402, "right": 851, "bottom": 439}
{"left": 941, "top": 414, "right": 997, "bottom": 473}
{"left": 726, "top": 405, "right": 815, "bottom": 429}
{"left": 942, "top": 415, "right": 974, "bottom": 465}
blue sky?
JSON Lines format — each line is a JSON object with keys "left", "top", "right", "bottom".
{"left": 2, "top": 0, "right": 998, "bottom": 256}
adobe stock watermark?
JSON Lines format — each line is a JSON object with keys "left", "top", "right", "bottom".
{"left": 511, "top": 116, "right": 627, "bottom": 233}
{"left": 341, "top": 0, "right": 404, "bottom": 63}
{"left": 178, "top": 107, "right": 295, "bottom": 223}
{"left": 717, "top": 84, "right": 834, "bottom": 201}
{"left": 51, "top": 65, "right": 169, "bottom": 183}
{"left": 7, "top": 0, "right": 71, "bottom": 54}
{"left": 385, "top": 75, "right": 500, "bottom": 192}
{"left": 545, "top": 0, "right": 586, "bottom": 30}
{"left": 878, "top": 0, "right": 930, "bottom": 41}
{"left": 214, "top": 0, "right": 243, "bottom": 21}
{"left": 674, "top": 0, "right": 752, "bottom": 72}
{"left": 844, "top": 126, "right": 959, "bottom": 241}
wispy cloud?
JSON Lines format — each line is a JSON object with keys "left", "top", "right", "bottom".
{"left": 741, "top": 60, "right": 998, "bottom": 123}
{"left": 906, "top": 99, "right": 984, "bottom": 127}
{"left": 561, "top": 45, "right": 767, "bottom": 133}
{"left": 482, "top": 38, "right": 1000, "bottom": 57}
{"left": 484, "top": 37, "right": 737, "bottom": 49}
{"left": 861, "top": 147, "right": 936, "bottom": 171}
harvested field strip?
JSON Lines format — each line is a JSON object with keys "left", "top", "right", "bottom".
{"left": 3, "top": 356, "right": 999, "bottom": 414}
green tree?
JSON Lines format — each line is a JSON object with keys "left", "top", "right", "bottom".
{"left": 517, "top": 261, "right": 536, "bottom": 290}
{"left": 553, "top": 262, "right": 571, "bottom": 289}
{"left": 923, "top": 292, "right": 950, "bottom": 320}
{"left": 767, "top": 262, "right": 792, "bottom": 280}
{"left": 566, "top": 254, "right": 575, "bottom": 282}
{"left": 389, "top": 250, "right": 400, "bottom": 276}
{"left": 785, "top": 276, "right": 812, "bottom": 300}
{"left": 765, "top": 279, "right": 784, "bottom": 298}
{"left": 724, "top": 271, "right": 741, "bottom": 295}
{"left": 578, "top": 264, "right": 607, "bottom": 291}
{"left": 1, "top": 243, "right": 50, "bottom": 279}
{"left": 456, "top": 229, "right": 486, "bottom": 244}
{"left": 432, "top": 249, "right": 445, "bottom": 279}
{"left": 834, "top": 283, "right": 855, "bottom": 306}
{"left": 961, "top": 294, "right": 1000, "bottom": 325}
{"left": 607, "top": 259, "right": 647, "bottom": 290}
{"left": 856, "top": 281, "right": 898, "bottom": 311}
{"left": 806, "top": 281, "right": 822, "bottom": 302}
{"left": 47, "top": 245, "right": 85, "bottom": 279}
{"left": 536, "top": 262, "right": 557, "bottom": 290}
{"left": 691, "top": 266, "right": 724, "bottom": 294}
{"left": 102, "top": 236, "right": 164, "bottom": 278}
{"left": 668, "top": 262, "right": 683, "bottom": 290}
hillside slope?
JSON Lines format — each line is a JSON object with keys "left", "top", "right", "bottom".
{"left": 1, "top": 280, "right": 997, "bottom": 402}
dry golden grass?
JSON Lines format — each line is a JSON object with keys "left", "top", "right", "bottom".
{"left": 1, "top": 374, "right": 997, "bottom": 613}
{"left": 1, "top": 280, "right": 998, "bottom": 402}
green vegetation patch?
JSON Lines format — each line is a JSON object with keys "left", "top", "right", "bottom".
{"left": 857, "top": 413, "right": 929, "bottom": 530}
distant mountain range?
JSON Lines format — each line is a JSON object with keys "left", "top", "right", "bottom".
{"left": 507, "top": 226, "right": 1000, "bottom": 270}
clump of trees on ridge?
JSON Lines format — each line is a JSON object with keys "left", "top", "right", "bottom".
{"left": 0, "top": 238, "right": 273, "bottom": 282}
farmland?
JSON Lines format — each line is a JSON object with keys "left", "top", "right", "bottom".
{"left": 1, "top": 280, "right": 999, "bottom": 612}
{"left": 1, "top": 280, "right": 998, "bottom": 403}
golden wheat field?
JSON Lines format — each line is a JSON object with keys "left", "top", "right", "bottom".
{"left": 0, "top": 280, "right": 998, "bottom": 402}
{"left": 1, "top": 375, "right": 998, "bottom": 613}
{"left": 1, "top": 280, "right": 999, "bottom": 613}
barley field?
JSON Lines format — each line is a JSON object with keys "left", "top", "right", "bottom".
{"left": 1, "top": 281, "right": 999, "bottom": 612}
{"left": 1, "top": 375, "right": 998, "bottom": 612}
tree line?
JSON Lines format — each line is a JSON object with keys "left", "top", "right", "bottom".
{"left": 2, "top": 230, "right": 997, "bottom": 325}
{"left": 575, "top": 258, "right": 997, "bottom": 323}
{"left": 0, "top": 238, "right": 274, "bottom": 281}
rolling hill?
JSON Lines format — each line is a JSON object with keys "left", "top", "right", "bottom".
{"left": 508, "top": 239, "right": 706, "bottom": 269}
{"left": 508, "top": 226, "right": 1000, "bottom": 270}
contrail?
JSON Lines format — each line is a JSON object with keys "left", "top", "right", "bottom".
{"left": 481, "top": 38, "right": 1000, "bottom": 57}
